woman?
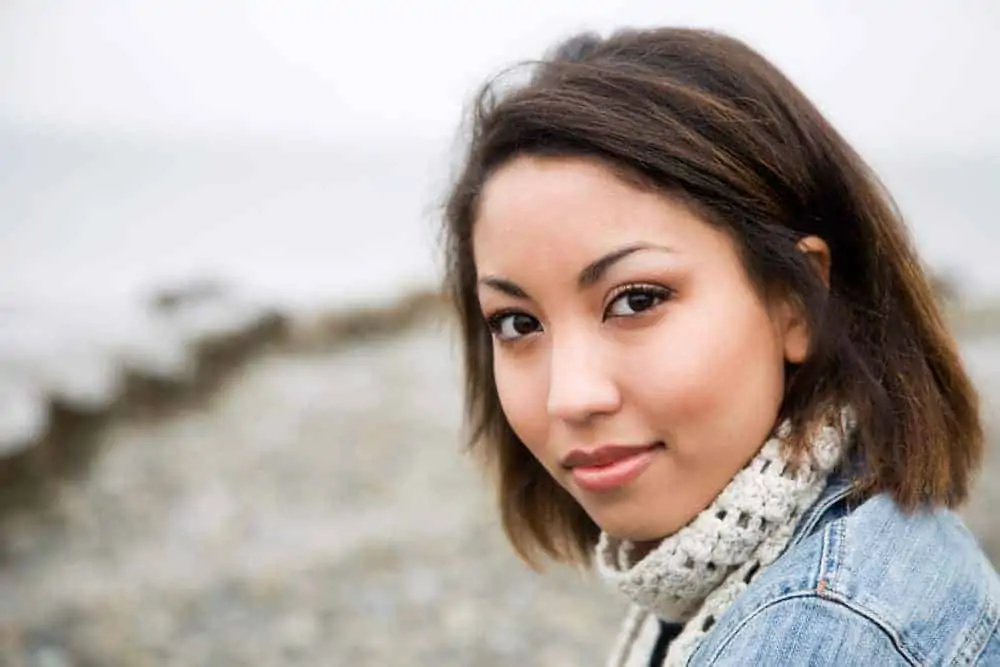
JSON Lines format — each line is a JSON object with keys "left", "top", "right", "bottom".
{"left": 442, "top": 28, "right": 1000, "bottom": 665}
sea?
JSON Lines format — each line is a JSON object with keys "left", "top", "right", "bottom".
{"left": 0, "top": 126, "right": 998, "bottom": 442}
{"left": 1, "top": 127, "right": 997, "bottom": 309}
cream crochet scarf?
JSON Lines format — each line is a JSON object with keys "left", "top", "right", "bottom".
{"left": 595, "top": 409, "right": 854, "bottom": 666}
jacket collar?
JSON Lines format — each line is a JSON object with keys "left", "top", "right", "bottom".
{"left": 790, "top": 464, "right": 855, "bottom": 546}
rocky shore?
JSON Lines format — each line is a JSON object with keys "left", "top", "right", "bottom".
{"left": 0, "top": 298, "right": 996, "bottom": 666}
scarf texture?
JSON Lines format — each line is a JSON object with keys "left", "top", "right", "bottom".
{"left": 596, "top": 409, "right": 855, "bottom": 666}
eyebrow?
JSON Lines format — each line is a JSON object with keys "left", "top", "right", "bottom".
{"left": 477, "top": 242, "right": 673, "bottom": 298}
{"left": 478, "top": 276, "right": 529, "bottom": 299}
{"left": 577, "top": 243, "right": 672, "bottom": 288}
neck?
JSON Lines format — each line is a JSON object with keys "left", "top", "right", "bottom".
{"left": 596, "top": 407, "right": 856, "bottom": 665}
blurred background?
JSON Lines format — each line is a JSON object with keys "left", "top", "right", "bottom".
{"left": 0, "top": 2, "right": 997, "bottom": 665}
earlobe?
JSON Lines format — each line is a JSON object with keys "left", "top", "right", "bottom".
{"left": 772, "top": 294, "right": 811, "bottom": 364}
{"left": 783, "top": 314, "right": 811, "bottom": 364}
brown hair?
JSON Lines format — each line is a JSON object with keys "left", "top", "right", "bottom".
{"left": 442, "top": 27, "right": 982, "bottom": 566}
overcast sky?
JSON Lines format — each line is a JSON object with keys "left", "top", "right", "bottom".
{"left": 0, "top": 1, "right": 997, "bottom": 154}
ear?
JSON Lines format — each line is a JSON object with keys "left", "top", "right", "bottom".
{"left": 778, "top": 235, "right": 831, "bottom": 364}
{"left": 797, "top": 235, "right": 831, "bottom": 288}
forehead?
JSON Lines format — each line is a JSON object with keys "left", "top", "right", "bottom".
{"left": 473, "top": 155, "right": 721, "bottom": 270}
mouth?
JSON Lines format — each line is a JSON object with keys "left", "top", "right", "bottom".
{"left": 563, "top": 442, "right": 664, "bottom": 493}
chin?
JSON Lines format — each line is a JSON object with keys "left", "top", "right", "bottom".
{"left": 589, "top": 507, "right": 684, "bottom": 543}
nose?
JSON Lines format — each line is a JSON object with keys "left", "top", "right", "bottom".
{"left": 546, "top": 335, "right": 622, "bottom": 423}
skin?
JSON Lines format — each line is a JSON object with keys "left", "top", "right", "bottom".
{"left": 473, "top": 155, "right": 828, "bottom": 542}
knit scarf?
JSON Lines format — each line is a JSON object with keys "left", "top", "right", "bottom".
{"left": 595, "top": 409, "right": 854, "bottom": 666}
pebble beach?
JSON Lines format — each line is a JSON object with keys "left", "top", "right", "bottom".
{"left": 0, "top": 306, "right": 996, "bottom": 666}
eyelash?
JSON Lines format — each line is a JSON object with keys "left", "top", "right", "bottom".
{"left": 483, "top": 283, "right": 674, "bottom": 342}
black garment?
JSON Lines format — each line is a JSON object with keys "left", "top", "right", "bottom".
{"left": 649, "top": 621, "right": 683, "bottom": 666}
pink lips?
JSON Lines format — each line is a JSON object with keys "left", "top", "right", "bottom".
{"left": 562, "top": 443, "right": 662, "bottom": 492}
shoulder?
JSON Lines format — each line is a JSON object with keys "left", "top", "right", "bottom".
{"left": 694, "top": 493, "right": 1000, "bottom": 666}
{"left": 816, "top": 494, "right": 1000, "bottom": 663}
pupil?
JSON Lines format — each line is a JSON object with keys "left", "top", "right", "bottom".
{"left": 628, "top": 293, "right": 653, "bottom": 311}
{"left": 513, "top": 315, "right": 535, "bottom": 334}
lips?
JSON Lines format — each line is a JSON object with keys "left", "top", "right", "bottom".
{"left": 562, "top": 442, "right": 663, "bottom": 492}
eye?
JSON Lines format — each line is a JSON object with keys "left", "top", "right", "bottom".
{"left": 605, "top": 284, "right": 672, "bottom": 319}
{"left": 485, "top": 311, "right": 542, "bottom": 341}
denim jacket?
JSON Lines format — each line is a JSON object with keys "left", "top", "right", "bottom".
{"left": 674, "top": 472, "right": 1000, "bottom": 665}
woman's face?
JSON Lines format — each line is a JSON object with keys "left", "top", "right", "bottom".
{"left": 473, "top": 156, "right": 811, "bottom": 541}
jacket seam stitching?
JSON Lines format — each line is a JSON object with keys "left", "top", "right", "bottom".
{"left": 703, "top": 591, "right": 920, "bottom": 666}
{"left": 953, "top": 608, "right": 999, "bottom": 666}
{"left": 817, "top": 516, "right": 844, "bottom": 591}
{"left": 815, "top": 518, "right": 923, "bottom": 664}
{"left": 815, "top": 588, "right": 923, "bottom": 666}
{"left": 818, "top": 517, "right": 993, "bottom": 666}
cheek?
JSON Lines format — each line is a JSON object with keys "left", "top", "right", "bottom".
{"left": 493, "top": 354, "right": 550, "bottom": 456}
{"left": 630, "top": 297, "right": 786, "bottom": 446}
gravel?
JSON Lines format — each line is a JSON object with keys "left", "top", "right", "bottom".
{"left": 0, "top": 321, "right": 994, "bottom": 666}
